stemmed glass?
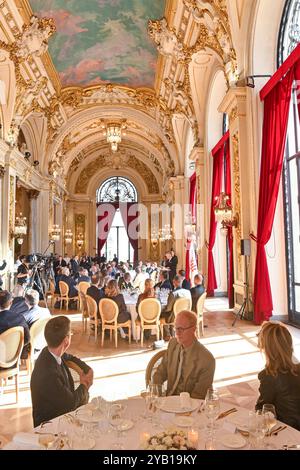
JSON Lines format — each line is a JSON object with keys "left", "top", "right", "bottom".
{"left": 109, "top": 403, "right": 127, "bottom": 449}
{"left": 140, "top": 387, "right": 151, "bottom": 420}
{"left": 149, "top": 384, "right": 161, "bottom": 428}
{"left": 262, "top": 404, "right": 277, "bottom": 449}
{"left": 204, "top": 388, "right": 220, "bottom": 432}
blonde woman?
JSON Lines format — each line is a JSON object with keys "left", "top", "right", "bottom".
{"left": 256, "top": 321, "right": 300, "bottom": 430}
{"left": 105, "top": 279, "right": 131, "bottom": 324}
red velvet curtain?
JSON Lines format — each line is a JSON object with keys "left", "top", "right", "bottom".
{"left": 96, "top": 203, "right": 117, "bottom": 255}
{"left": 253, "top": 67, "right": 295, "bottom": 324}
{"left": 224, "top": 137, "right": 234, "bottom": 308}
{"left": 207, "top": 146, "right": 224, "bottom": 296}
{"left": 186, "top": 173, "right": 197, "bottom": 280}
{"left": 119, "top": 203, "right": 139, "bottom": 265}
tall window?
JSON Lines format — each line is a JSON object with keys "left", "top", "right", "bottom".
{"left": 96, "top": 177, "right": 138, "bottom": 262}
{"left": 278, "top": 0, "right": 300, "bottom": 324}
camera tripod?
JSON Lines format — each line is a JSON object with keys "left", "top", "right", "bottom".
{"left": 232, "top": 255, "right": 251, "bottom": 327}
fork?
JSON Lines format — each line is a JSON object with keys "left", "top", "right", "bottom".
{"left": 272, "top": 425, "right": 287, "bottom": 436}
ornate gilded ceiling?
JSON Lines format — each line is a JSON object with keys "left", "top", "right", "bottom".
{"left": 29, "top": 0, "right": 165, "bottom": 88}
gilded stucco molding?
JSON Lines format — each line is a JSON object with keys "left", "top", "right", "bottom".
{"left": 232, "top": 132, "right": 242, "bottom": 278}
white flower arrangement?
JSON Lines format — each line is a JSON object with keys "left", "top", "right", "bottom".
{"left": 143, "top": 428, "right": 195, "bottom": 450}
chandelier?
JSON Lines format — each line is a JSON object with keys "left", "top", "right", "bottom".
{"left": 50, "top": 224, "right": 61, "bottom": 242}
{"left": 64, "top": 229, "right": 73, "bottom": 244}
{"left": 214, "top": 192, "right": 238, "bottom": 234}
{"left": 76, "top": 233, "right": 84, "bottom": 248}
{"left": 13, "top": 213, "right": 27, "bottom": 245}
{"left": 184, "top": 212, "right": 197, "bottom": 241}
{"left": 103, "top": 121, "right": 127, "bottom": 153}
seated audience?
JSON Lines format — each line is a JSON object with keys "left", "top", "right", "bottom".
{"left": 153, "top": 310, "right": 215, "bottom": 399}
{"left": 105, "top": 280, "right": 131, "bottom": 324}
{"left": 23, "top": 289, "right": 51, "bottom": 327}
{"left": 30, "top": 315, "right": 93, "bottom": 427}
{"left": 77, "top": 268, "right": 91, "bottom": 284}
{"left": 255, "top": 321, "right": 300, "bottom": 431}
{"left": 132, "top": 266, "right": 148, "bottom": 289}
{"left": 86, "top": 274, "right": 105, "bottom": 317}
{"left": 154, "top": 270, "right": 173, "bottom": 291}
{"left": 190, "top": 274, "right": 205, "bottom": 313}
{"left": 118, "top": 272, "right": 133, "bottom": 290}
{"left": 0, "top": 290, "right": 30, "bottom": 358}
{"left": 178, "top": 270, "right": 191, "bottom": 290}
{"left": 59, "top": 267, "right": 78, "bottom": 298}
{"left": 160, "top": 275, "right": 192, "bottom": 340}
{"left": 10, "top": 285, "right": 29, "bottom": 318}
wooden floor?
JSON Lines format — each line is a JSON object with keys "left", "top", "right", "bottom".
{"left": 1, "top": 298, "right": 300, "bottom": 447}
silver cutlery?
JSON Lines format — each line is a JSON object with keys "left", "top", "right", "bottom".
{"left": 282, "top": 444, "right": 300, "bottom": 450}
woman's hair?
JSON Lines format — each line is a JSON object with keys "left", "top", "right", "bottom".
{"left": 258, "top": 321, "right": 298, "bottom": 377}
{"left": 141, "top": 279, "right": 155, "bottom": 299}
{"left": 106, "top": 279, "right": 119, "bottom": 297}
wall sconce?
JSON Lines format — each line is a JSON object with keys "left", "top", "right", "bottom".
{"left": 11, "top": 213, "right": 27, "bottom": 245}
{"left": 64, "top": 229, "right": 73, "bottom": 244}
{"left": 151, "top": 229, "right": 159, "bottom": 248}
{"left": 50, "top": 224, "right": 61, "bottom": 242}
{"left": 214, "top": 192, "right": 238, "bottom": 234}
{"left": 76, "top": 233, "right": 84, "bottom": 248}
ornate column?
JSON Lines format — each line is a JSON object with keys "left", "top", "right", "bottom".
{"left": 170, "top": 175, "right": 186, "bottom": 270}
{"left": 27, "top": 189, "right": 40, "bottom": 254}
{"left": 219, "top": 87, "right": 255, "bottom": 313}
{"left": 2, "top": 151, "right": 16, "bottom": 287}
{"left": 37, "top": 188, "right": 50, "bottom": 253}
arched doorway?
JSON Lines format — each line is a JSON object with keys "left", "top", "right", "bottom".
{"left": 96, "top": 177, "right": 138, "bottom": 263}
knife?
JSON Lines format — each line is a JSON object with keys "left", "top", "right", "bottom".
{"left": 282, "top": 444, "right": 300, "bottom": 450}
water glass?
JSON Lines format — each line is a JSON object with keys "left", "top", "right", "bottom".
{"left": 262, "top": 404, "right": 277, "bottom": 449}
{"left": 109, "top": 403, "right": 127, "bottom": 449}
{"left": 205, "top": 388, "right": 220, "bottom": 430}
{"left": 248, "top": 411, "right": 265, "bottom": 449}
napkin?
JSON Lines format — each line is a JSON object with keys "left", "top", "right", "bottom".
{"left": 180, "top": 392, "right": 191, "bottom": 409}
{"left": 13, "top": 432, "right": 41, "bottom": 448}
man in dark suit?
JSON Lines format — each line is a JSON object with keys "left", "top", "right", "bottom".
{"left": 154, "top": 270, "right": 173, "bottom": 291}
{"left": 190, "top": 274, "right": 205, "bottom": 313}
{"left": 178, "top": 270, "right": 191, "bottom": 290}
{"left": 0, "top": 290, "right": 30, "bottom": 357}
{"left": 30, "top": 315, "right": 93, "bottom": 427}
{"left": 10, "top": 285, "right": 29, "bottom": 318}
{"left": 53, "top": 255, "right": 67, "bottom": 276}
{"left": 86, "top": 274, "right": 105, "bottom": 317}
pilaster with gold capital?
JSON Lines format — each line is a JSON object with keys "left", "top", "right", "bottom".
{"left": 27, "top": 190, "right": 40, "bottom": 254}
{"left": 219, "top": 87, "right": 255, "bottom": 313}
{"left": 1, "top": 151, "right": 17, "bottom": 277}
{"left": 169, "top": 175, "right": 187, "bottom": 270}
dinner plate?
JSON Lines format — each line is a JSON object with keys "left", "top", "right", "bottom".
{"left": 173, "top": 416, "right": 195, "bottom": 427}
{"left": 117, "top": 419, "right": 134, "bottom": 431}
{"left": 72, "top": 437, "right": 96, "bottom": 450}
{"left": 158, "top": 396, "right": 201, "bottom": 413}
{"left": 220, "top": 433, "right": 246, "bottom": 449}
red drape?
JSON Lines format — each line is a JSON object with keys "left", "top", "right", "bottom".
{"left": 119, "top": 203, "right": 139, "bottom": 265}
{"left": 253, "top": 66, "right": 296, "bottom": 324}
{"left": 186, "top": 173, "right": 197, "bottom": 280}
{"left": 207, "top": 145, "right": 224, "bottom": 296}
{"left": 224, "top": 137, "right": 234, "bottom": 308}
{"left": 96, "top": 203, "right": 117, "bottom": 255}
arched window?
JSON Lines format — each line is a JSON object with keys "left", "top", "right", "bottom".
{"left": 96, "top": 176, "right": 137, "bottom": 203}
{"left": 278, "top": 0, "right": 300, "bottom": 324}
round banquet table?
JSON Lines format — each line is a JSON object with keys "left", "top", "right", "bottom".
{"left": 4, "top": 397, "right": 300, "bottom": 451}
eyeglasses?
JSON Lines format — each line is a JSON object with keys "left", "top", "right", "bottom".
{"left": 175, "top": 325, "right": 194, "bottom": 333}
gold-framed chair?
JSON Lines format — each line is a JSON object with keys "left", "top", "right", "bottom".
{"left": 85, "top": 295, "right": 101, "bottom": 342}
{"left": 0, "top": 326, "right": 24, "bottom": 403}
{"left": 160, "top": 297, "right": 192, "bottom": 339}
{"left": 196, "top": 292, "right": 207, "bottom": 338}
{"left": 58, "top": 281, "right": 79, "bottom": 311}
{"left": 145, "top": 350, "right": 166, "bottom": 387}
{"left": 65, "top": 360, "right": 82, "bottom": 386}
{"left": 46, "top": 279, "right": 59, "bottom": 308}
{"left": 99, "top": 298, "right": 131, "bottom": 348}
{"left": 26, "top": 317, "right": 50, "bottom": 375}
{"left": 78, "top": 282, "right": 91, "bottom": 332}
{"left": 136, "top": 298, "right": 161, "bottom": 347}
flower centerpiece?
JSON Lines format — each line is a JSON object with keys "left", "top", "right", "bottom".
{"left": 142, "top": 428, "right": 196, "bottom": 450}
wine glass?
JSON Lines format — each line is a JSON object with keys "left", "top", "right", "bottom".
{"left": 109, "top": 403, "right": 127, "bottom": 449}
{"left": 140, "top": 388, "right": 151, "bottom": 420}
{"left": 204, "top": 388, "right": 220, "bottom": 431}
{"left": 262, "top": 404, "right": 277, "bottom": 449}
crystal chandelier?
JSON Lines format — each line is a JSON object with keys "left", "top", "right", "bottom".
{"left": 76, "top": 233, "right": 84, "bottom": 248}
{"left": 50, "top": 224, "right": 61, "bottom": 242}
{"left": 214, "top": 192, "right": 238, "bottom": 233}
{"left": 14, "top": 213, "right": 27, "bottom": 244}
{"left": 102, "top": 120, "right": 127, "bottom": 153}
{"left": 64, "top": 229, "right": 73, "bottom": 244}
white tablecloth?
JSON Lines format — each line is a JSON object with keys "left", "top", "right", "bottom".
{"left": 4, "top": 398, "right": 300, "bottom": 450}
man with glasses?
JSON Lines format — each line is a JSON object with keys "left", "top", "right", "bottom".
{"left": 30, "top": 316, "right": 93, "bottom": 427}
{"left": 153, "top": 310, "right": 215, "bottom": 399}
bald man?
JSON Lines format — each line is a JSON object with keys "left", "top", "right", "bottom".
{"left": 153, "top": 310, "right": 215, "bottom": 399}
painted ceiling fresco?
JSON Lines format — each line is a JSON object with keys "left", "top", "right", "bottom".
{"left": 30, "top": 0, "right": 165, "bottom": 88}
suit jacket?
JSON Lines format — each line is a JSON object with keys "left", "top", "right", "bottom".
{"left": 256, "top": 367, "right": 300, "bottom": 431}
{"left": 86, "top": 285, "right": 105, "bottom": 315}
{"left": 10, "top": 297, "right": 29, "bottom": 318}
{"left": 162, "top": 288, "right": 192, "bottom": 322}
{"left": 190, "top": 285, "right": 205, "bottom": 313}
{"left": 23, "top": 305, "right": 51, "bottom": 328}
{"left": 30, "top": 347, "right": 90, "bottom": 427}
{"left": 0, "top": 308, "right": 30, "bottom": 345}
{"left": 153, "top": 338, "right": 215, "bottom": 399}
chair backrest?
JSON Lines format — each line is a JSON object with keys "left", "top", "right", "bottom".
{"left": 145, "top": 350, "right": 166, "bottom": 387}
{"left": 30, "top": 317, "right": 50, "bottom": 352}
{"left": 49, "top": 279, "right": 55, "bottom": 295}
{"left": 138, "top": 298, "right": 161, "bottom": 324}
{"left": 0, "top": 327, "right": 24, "bottom": 369}
{"left": 99, "top": 298, "right": 118, "bottom": 324}
{"left": 173, "top": 297, "right": 192, "bottom": 316}
{"left": 80, "top": 292, "right": 89, "bottom": 318}
{"left": 85, "top": 295, "right": 98, "bottom": 320}
{"left": 139, "top": 280, "right": 145, "bottom": 293}
{"left": 196, "top": 292, "right": 207, "bottom": 320}
{"left": 78, "top": 281, "right": 90, "bottom": 295}
{"left": 59, "top": 281, "right": 69, "bottom": 296}
{"left": 65, "top": 360, "right": 81, "bottom": 385}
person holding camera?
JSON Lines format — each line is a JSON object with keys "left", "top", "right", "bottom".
{"left": 16, "top": 255, "right": 31, "bottom": 286}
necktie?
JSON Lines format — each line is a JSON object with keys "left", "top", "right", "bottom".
{"left": 169, "top": 348, "right": 185, "bottom": 396}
